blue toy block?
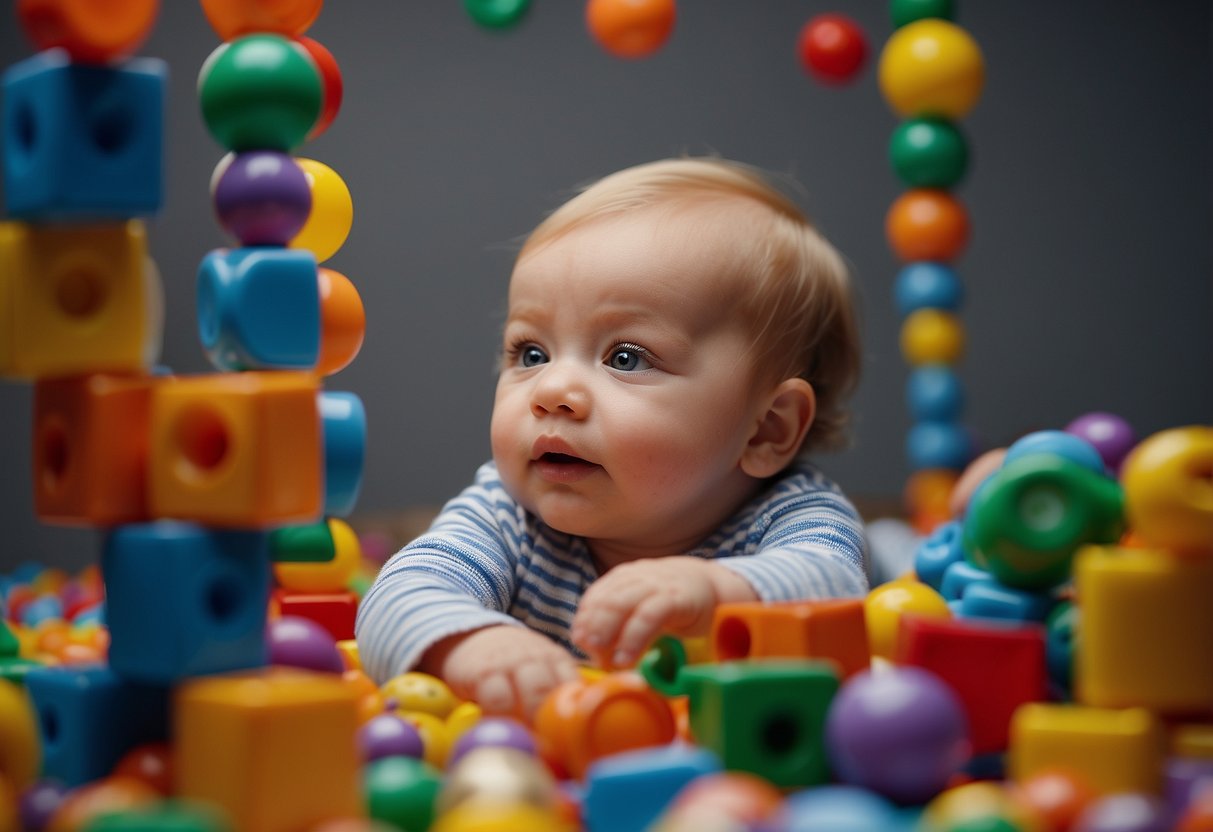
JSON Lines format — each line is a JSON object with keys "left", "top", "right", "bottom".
{"left": 102, "top": 522, "right": 271, "bottom": 684}
{"left": 24, "top": 665, "right": 170, "bottom": 787}
{"left": 320, "top": 391, "right": 366, "bottom": 517}
{"left": 2, "top": 50, "right": 165, "bottom": 219}
{"left": 958, "top": 580, "right": 1057, "bottom": 624}
{"left": 939, "top": 559, "right": 994, "bottom": 602}
{"left": 583, "top": 745, "right": 722, "bottom": 832}
{"left": 913, "top": 519, "right": 965, "bottom": 592}
{"left": 197, "top": 247, "right": 321, "bottom": 371}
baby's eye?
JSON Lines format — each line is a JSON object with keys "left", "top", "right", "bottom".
{"left": 606, "top": 344, "right": 653, "bottom": 372}
{"left": 517, "top": 344, "right": 549, "bottom": 367}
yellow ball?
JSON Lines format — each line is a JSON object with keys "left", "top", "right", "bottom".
{"left": 382, "top": 672, "right": 460, "bottom": 719}
{"left": 397, "top": 710, "right": 452, "bottom": 769}
{"left": 1121, "top": 426, "right": 1213, "bottom": 556}
{"left": 445, "top": 700, "right": 484, "bottom": 746}
{"left": 290, "top": 157, "right": 353, "bottom": 263}
{"left": 273, "top": 517, "right": 362, "bottom": 593}
{"left": 879, "top": 19, "right": 985, "bottom": 119}
{"left": 900, "top": 308, "right": 965, "bottom": 366}
{"left": 864, "top": 578, "right": 951, "bottom": 661}
{"left": 431, "top": 802, "right": 573, "bottom": 832}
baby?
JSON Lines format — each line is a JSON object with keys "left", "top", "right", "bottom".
{"left": 356, "top": 158, "right": 869, "bottom": 717}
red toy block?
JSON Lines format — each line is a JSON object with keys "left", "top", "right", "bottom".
{"left": 272, "top": 589, "right": 357, "bottom": 641}
{"left": 895, "top": 614, "right": 1049, "bottom": 755}
{"left": 712, "top": 598, "right": 869, "bottom": 680}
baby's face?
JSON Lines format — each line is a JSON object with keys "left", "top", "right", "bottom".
{"left": 491, "top": 209, "right": 769, "bottom": 556}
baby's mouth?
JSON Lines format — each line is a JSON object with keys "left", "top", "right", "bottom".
{"left": 534, "top": 452, "right": 600, "bottom": 482}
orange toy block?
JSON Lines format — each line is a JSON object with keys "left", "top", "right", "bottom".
{"left": 33, "top": 373, "right": 154, "bottom": 526}
{"left": 0, "top": 221, "right": 159, "bottom": 379}
{"left": 273, "top": 589, "right": 358, "bottom": 641}
{"left": 148, "top": 372, "right": 322, "bottom": 527}
{"left": 1009, "top": 703, "right": 1166, "bottom": 796}
{"left": 1075, "top": 545, "right": 1213, "bottom": 716}
{"left": 175, "top": 667, "right": 360, "bottom": 832}
{"left": 712, "top": 599, "right": 869, "bottom": 679}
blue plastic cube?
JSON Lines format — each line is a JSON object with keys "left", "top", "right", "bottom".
{"left": 583, "top": 745, "right": 721, "bottom": 832}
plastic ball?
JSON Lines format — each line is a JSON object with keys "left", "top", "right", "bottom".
{"left": 1073, "top": 793, "right": 1170, "bottom": 832}
{"left": 111, "top": 743, "right": 172, "bottom": 796}
{"left": 1064, "top": 412, "right": 1137, "bottom": 474}
{"left": 431, "top": 801, "right": 573, "bottom": 832}
{"left": 381, "top": 672, "right": 460, "bottom": 719}
{"left": 1005, "top": 430, "right": 1107, "bottom": 476}
{"left": 864, "top": 578, "right": 951, "bottom": 660}
{"left": 397, "top": 711, "right": 452, "bottom": 770}
{"left": 200, "top": 0, "right": 322, "bottom": 40}
{"left": 316, "top": 268, "right": 366, "bottom": 376}
{"left": 890, "top": 117, "right": 968, "bottom": 188}
{"left": 448, "top": 717, "right": 538, "bottom": 767}
{"left": 364, "top": 756, "right": 443, "bottom": 832}
{"left": 212, "top": 151, "right": 312, "bottom": 247}
{"left": 659, "top": 772, "right": 783, "bottom": 828}
{"left": 907, "top": 365, "right": 964, "bottom": 422}
{"left": 267, "top": 615, "right": 344, "bottom": 673}
{"left": 464, "top": 0, "right": 531, "bottom": 29}
{"left": 289, "top": 158, "right": 353, "bottom": 263}
{"left": 887, "top": 189, "right": 970, "bottom": 262}
{"left": 297, "top": 36, "right": 343, "bottom": 140}
{"left": 797, "top": 14, "right": 868, "bottom": 85}
{"left": 921, "top": 782, "right": 1037, "bottom": 831}
{"left": 905, "top": 467, "right": 960, "bottom": 518}
{"left": 1120, "top": 426, "right": 1213, "bottom": 556}
{"left": 890, "top": 0, "right": 955, "bottom": 29}
{"left": 1013, "top": 768, "right": 1097, "bottom": 832}
{"left": 17, "top": 0, "right": 158, "bottom": 64}
{"left": 913, "top": 519, "right": 965, "bottom": 592}
{"left": 44, "top": 776, "right": 159, "bottom": 832}
{"left": 274, "top": 517, "right": 361, "bottom": 593}
{"left": 198, "top": 34, "right": 322, "bottom": 153}
{"left": 895, "top": 262, "right": 964, "bottom": 316}
{"left": 908, "top": 421, "right": 973, "bottom": 472}
{"left": 878, "top": 19, "right": 985, "bottom": 118}
{"left": 901, "top": 308, "right": 965, "bottom": 366}
{"left": 19, "top": 779, "right": 67, "bottom": 832}
{"left": 438, "top": 746, "right": 558, "bottom": 815}
{"left": 585, "top": 0, "right": 676, "bottom": 60}
{"left": 774, "top": 784, "right": 900, "bottom": 830}
{"left": 825, "top": 666, "right": 970, "bottom": 804}
{"left": 359, "top": 713, "right": 426, "bottom": 763}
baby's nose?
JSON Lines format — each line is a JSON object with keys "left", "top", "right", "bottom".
{"left": 530, "top": 364, "right": 590, "bottom": 419}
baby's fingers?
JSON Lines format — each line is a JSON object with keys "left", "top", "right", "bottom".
{"left": 473, "top": 672, "right": 519, "bottom": 716}
{"left": 572, "top": 582, "right": 647, "bottom": 656}
{"left": 609, "top": 594, "right": 676, "bottom": 669}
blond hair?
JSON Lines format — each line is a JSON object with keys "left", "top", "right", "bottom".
{"left": 519, "top": 157, "right": 861, "bottom": 453}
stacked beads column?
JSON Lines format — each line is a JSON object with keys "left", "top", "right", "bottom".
{"left": 877, "top": 1, "right": 985, "bottom": 533}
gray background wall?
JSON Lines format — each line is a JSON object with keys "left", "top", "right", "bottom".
{"left": 1, "top": 1, "right": 1209, "bottom": 572}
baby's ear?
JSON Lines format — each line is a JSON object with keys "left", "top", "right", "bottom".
{"left": 741, "top": 378, "right": 816, "bottom": 478}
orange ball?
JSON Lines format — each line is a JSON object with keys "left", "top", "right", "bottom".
{"left": 1011, "top": 768, "right": 1096, "bottom": 832}
{"left": 886, "top": 189, "right": 970, "bottom": 262}
{"left": 18, "top": 0, "right": 158, "bottom": 63}
{"left": 200, "top": 0, "right": 322, "bottom": 40}
{"left": 661, "top": 772, "right": 783, "bottom": 827}
{"left": 316, "top": 268, "right": 366, "bottom": 376}
{"left": 904, "top": 468, "right": 960, "bottom": 518}
{"left": 585, "top": 0, "right": 676, "bottom": 59}
{"left": 46, "top": 776, "right": 159, "bottom": 832}
{"left": 111, "top": 743, "right": 173, "bottom": 796}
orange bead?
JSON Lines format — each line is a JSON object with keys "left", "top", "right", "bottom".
{"left": 904, "top": 468, "right": 960, "bottom": 518}
{"left": 886, "top": 189, "right": 970, "bottom": 262}
{"left": 18, "top": 0, "right": 159, "bottom": 63}
{"left": 315, "top": 268, "right": 365, "bottom": 376}
{"left": 200, "top": 0, "right": 322, "bottom": 40}
{"left": 1011, "top": 768, "right": 1097, "bottom": 832}
{"left": 46, "top": 776, "right": 159, "bottom": 832}
{"left": 55, "top": 643, "right": 105, "bottom": 665}
{"left": 112, "top": 743, "right": 173, "bottom": 796}
{"left": 585, "top": 0, "right": 676, "bottom": 59}
{"left": 661, "top": 771, "right": 783, "bottom": 827}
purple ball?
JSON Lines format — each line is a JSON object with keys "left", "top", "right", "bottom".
{"left": 358, "top": 713, "right": 425, "bottom": 762}
{"left": 824, "top": 666, "right": 970, "bottom": 805}
{"left": 267, "top": 615, "right": 344, "bottom": 674}
{"left": 1074, "top": 793, "right": 1171, "bottom": 832}
{"left": 19, "top": 780, "right": 68, "bottom": 832}
{"left": 212, "top": 151, "right": 312, "bottom": 246}
{"left": 1065, "top": 412, "right": 1137, "bottom": 474}
{"left": 447, "top": 717, "right": 537, "bottom": 767}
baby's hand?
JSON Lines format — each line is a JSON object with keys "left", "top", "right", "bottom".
{"left": 571, "top": 557, "right": 756, "bottom": 670}
{"left": 420, "top": 625, "right": 580, "bottom": 720}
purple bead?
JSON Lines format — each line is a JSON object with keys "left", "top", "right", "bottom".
{"left": 448, "top": 717, "right": 538, "bottom": 766}
{"left": 19, "top": 780, "right": 68, "bottom": 831}
{"left": 1065, "top": 412, "right": 1137, "bottom": 474}
{"left": 824, "top": 666, "right": 970, "bottom": 805}
{"left": 212, "top": 151, "right": 312, "bottom": 246}
{"left": 1166, "top": 757, "right": 1213, "bottom": 823}
{"left": 267, "top": 615, "right": 344, "bottom": 674}
{"left": 1074, "top": 793, "right": 1172, "bottom": 832}
{"left": 358, "top": 713, "right": 425, "bottom": 762}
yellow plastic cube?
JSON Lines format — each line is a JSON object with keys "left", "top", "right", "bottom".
{"left": 175, "top": 668, "right": 360, "bottom": 832}
{"left": 1172, "top": 724, "right": 1213, "bottom": 759}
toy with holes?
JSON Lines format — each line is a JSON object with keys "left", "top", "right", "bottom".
{"left": 710, "top": 598, "right": 869, "bottom": 679}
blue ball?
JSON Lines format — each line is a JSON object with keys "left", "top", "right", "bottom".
{"left": 907, "top": 421, "right": 973, "bottom": 471}
{"left": 20, "top": 595, "right": 63, "bottom": 627}
{"left": 1005, "top": 430, "right": 1107, "bottom": 475}
{"left": 776, "top": 784, "right": 903, "bottom": 831}
{"left": 906, "top": 366, "right": 964, "bottom": 422}
{"left": 914, "top": 519, "right": 965, "bottom": 592}
{"left": 320, "top": 391, "right": 366, "bottom": 517}
{"left": 894, "top": 263, "right": 963, "bottom": 317}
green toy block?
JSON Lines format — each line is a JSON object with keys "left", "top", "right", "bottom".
{"left": 679, "top": 660, "right": 839, "bottom": 788}
{"left": 0, "top": 620, "right": 18, "bottom": 657}
{"left": 82, "top": 800, "right": 232, "bottom": 831}
{"left": 0, "top": 657, "right": 41, "bottom": 686}
{"left": 270, "top": 521, "right": 336, "bottom": 563}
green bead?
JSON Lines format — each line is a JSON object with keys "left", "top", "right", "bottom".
{"left": 638, "top": 635, "right": 689, "bottom": 697}
{"left": 364, "top": 756, "right": 442, "bottom": 832}
{"left": 270, "top": 521, "right": 336, "bottom": 563}
{"left": 890, "top": 117, "right": 968, "bottom": 188}
{"left": 889, "top": 0, "right": 955, "bottom": 29}
{"left": 963, "top": 455, "right": 1125, "bottom": 590}
{"left": 0, "top": 620, "right": 18, "bottom": 658}
{"left": 82, "top": 801, "right": 232, "bottom": 832}
{"left": 464, "top": 0, "right": 531, "bottom": 29}
{"left": 679, "top": 660, "right": 838, "bottom": 789}
{"left": 945, "top": 818, "right": 1027, "bottom": 832}
{"left": 198, "top": 35, "right": 322, "bottom": 152}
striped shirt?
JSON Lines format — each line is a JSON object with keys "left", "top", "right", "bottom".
{"left": 355, "top": 460, "right": 869, "bottom": 684}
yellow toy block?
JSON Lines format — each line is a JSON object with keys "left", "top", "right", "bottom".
{"left": 0, "top": 221, "right": 159, "bottom": 379}
{"left": 148, "top": 371, "right": 322, "bottom": 527}
{"left": 1172, "top": 723, "right": 1213, "bottom": 760}
{"left": 0, "top": 678, "right": 40, "bottom": 791}
{"left": 336, "top": 639, "right": 360, "bottom": 670}
{"left": 1009, "top": 703, "right": 1165, "bottom": 795}
{"left": 1075, "top": 545, "right": 1213, "bottom": 715}
{"left": 175, "top": 668, "right": 361, "bottom": 832}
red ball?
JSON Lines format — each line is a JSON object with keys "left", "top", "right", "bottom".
{"left": 798, "top": 13, "right": 868, "bottom": 84}
{"left": 297, "top": 36, "right": 343, "bottom": 140}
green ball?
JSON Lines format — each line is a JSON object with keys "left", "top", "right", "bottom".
{"left": 945, "top": 819, "right": 1027, "bottom": 832}
{"left": 198, "top": 34, "right": 322, "bottom": 152}
{"left": 464, "top": 0, "right": 531, "bottom": 29}
{"left": 889, "top": 117, "right": 968, "bottom": 188}
{"left": 889, "top": 0, "right": 955, "bottom": 29}
{"left": 364, "top": 756, "right": 442, "bottom": 832}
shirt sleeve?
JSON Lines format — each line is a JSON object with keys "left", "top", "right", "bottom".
{"left": 354, "top": 464, "right": 527, "bottom": 684}
{"left": 714, "top": 481, "right": 870, "bottom": 602}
